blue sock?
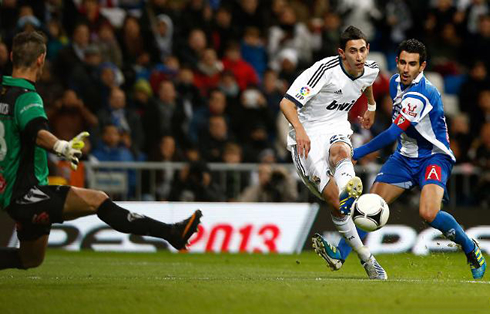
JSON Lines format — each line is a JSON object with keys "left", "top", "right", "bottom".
{"left": 428, "top": 211, "right": 474, "bottom": 254}
{"left": 338, "top": 227, "right": 368, "bottom": 260}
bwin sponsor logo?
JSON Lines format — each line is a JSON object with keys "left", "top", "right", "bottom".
{"left": 325, "top": 100, "right": 356, "bottom": 111}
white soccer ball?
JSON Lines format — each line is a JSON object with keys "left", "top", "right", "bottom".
{"left": 351, "top": 193, "right": 390, "bottom": 232}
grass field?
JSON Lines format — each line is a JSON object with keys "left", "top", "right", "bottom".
{"left": 0, "top": 250, "right": 488, "bottom": 314}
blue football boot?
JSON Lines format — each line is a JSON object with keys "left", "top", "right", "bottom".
{"left": 339, "top": 176, "right": 363, "bottom": 215}
{"left": 312, "top": 233, "right": 344, "bottom": 270}
{"left": 466, "top": 239, "right": 486, "bottom": 280}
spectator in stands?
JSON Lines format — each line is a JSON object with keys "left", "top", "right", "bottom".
{"left": 151, "top": 14, "right": 174, "bottom": 62}
{"left": 221, "top": 42, "right": 259, "bottom": 91}
{"left": 142, "top": 80, "right": 180, "bottom": 154}
{"left": 260, "top": 69, "right": 286, "bottom": 116}
{"left": 46, "top": 19, "right": 68, "bottom": 62}
{"left": 47, "top": 89, "right": 98, "bottom": 144}
{"left": 36, "top": 60, "right": 64, "bottom": 109}
{"left": 68, "top": 44, "right": 104, "bottom": 113}
{"left": 232, "top": 0, "right": 269, "bottom": 37}
{"left": 151, "top": 135, "right": 184, "bottom": 200}
{"left": 189, "top": 89, "right": 228, "bottom": 143}
{"left": 97, "top": 87, "right": 144, "bottom": 153}
{"left": 313, "top": 12, "right": 342, "bottom": 60}
{"left": 131, "top": 78, "right": 156, "bottom": 116}
{"left": 95, "top": 22, "right": 123, "bottom": 69}
{"left": 198, "top": 115, "right": 233, "bottom": 162}
{"left": 169, "top": 161, "right": 225, "bottom": 202}
{"left": 0, "top": 42, "right": 12, "bottom": 78}
{"left": 471, "top": 122, "right": 490, "bottom": 208}
{"left": 217, "top": 70, "right": 240, "bottom": 105}
{"left": 449, "top": 113, "right": 472, "bottom": 164}
{"left": 230, "top": 87, "right": 275, "bottom": 145}
{"left": 91, "top": 124, "right": 136, "bottom": 198}
{"left": 177, "top": 28, "right": 208, "bottom": 71}
{"left": 459, "top": 61, "right": 490, "bottom": 118}
{"left": 117, "top": 15, "right": 153, "bottom": 81}
{"left": 463, "top": 14, "right": 490, "bottom": 69}
{"left": 210, "top": 6, "right": 237, "bottom": 58}
{"left": 78, "top": 0, "right": 110, "bottom": 37}
{"left": 238, "top": 163, "right": 297, "bottom": 202}
{"left": 175, "top": 65, "right": 205, "bottom": 110}
{"left": 180, "top": 0, "right": 213, "bottom": 39}
{"left": 221, "top": 142, "right": 249, "bottom": 201}
{"left": 240, "top": 27, "right": 268, "bottom": 79}
{"left": 470, "top": 89, "right": 490, "bottom": 138}
{"left": 268, "top": 5, "right": 313, "bottom": 69}
{"left": 55, "top": 22, "right": 91, "bottom": 84}
{"left": 194, "top": 48, "right": 223, "bottom": 96}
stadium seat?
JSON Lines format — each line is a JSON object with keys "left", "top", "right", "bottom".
{"left": 425, "top": 72, "right": 445, "bottom": 93}
{"left": 368, "top": 51, "right": 389, "bottom": 73}
{"left": 442, "top": 94, "right": 460, "bottom": 117}
{"left": 444, "top": 74, "right": 466, "bottom": 95}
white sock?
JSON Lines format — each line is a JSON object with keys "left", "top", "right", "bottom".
{"left": 333, "top": 158, "right": 355, "bottom": 192}
{"left": 331, "top": 214, "right": 371, "bottom": 262}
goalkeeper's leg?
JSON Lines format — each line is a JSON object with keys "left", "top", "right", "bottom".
{"left": 62, "top": 187, "right": 202, "bottom": 250}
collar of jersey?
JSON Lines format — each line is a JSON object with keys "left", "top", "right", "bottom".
{"left": 395, "top": 71, "right": 424, "bottom": 85}
{"left": 338, "top": 55, "right": 364, "bottom": 81}
{"left": 2, "top": 76, "right": 36, "bottom": 91}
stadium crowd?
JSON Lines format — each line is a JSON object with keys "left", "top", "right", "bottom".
{"left": 0, "top": 0, "right": 489, "bottom": 206}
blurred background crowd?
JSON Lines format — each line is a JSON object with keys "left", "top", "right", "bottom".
{"left": 0, "top": 0, "right": 489, "bottom": 206}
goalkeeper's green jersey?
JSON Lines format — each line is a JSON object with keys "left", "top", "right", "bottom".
{"left": 0, "top": 76, "right": 48, "bottom": 210}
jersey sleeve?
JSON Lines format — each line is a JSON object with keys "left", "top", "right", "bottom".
{"left": 399, "top": 92, "right": 433, "bottom": 126}
{"left": 284, "top": 61, "right": 333, "bottom": 108}
{"left": 15, "top": 92, "right": 47, "bottom": 131}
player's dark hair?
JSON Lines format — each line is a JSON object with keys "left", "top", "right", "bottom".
{"left": 340, "top": 26, "right": 367, "bottom": 50}
{"left": 12, "top": 31, "right": 46, "bottom": 69}
{"left": 396, "top": 39, "right": 427, "bottom": 65}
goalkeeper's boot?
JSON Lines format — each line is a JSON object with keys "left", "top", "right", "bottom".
{"left": 339, "top": 176, "right": 363, "bottom": 215}
{"left": 167, "top": 210, "right": 203, "bottom": 250}
{"left": 362, "top": 255, "right": 388, "bottom": 280}
{"left": 466, "top": 239, "right": 486, "bottom": 279}
{"left": 312, "top": 233, "right": 344, "bottom": 270}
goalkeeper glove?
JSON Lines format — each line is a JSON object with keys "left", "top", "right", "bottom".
{"left": 53, "top": 132, "right": 90, "bottom": 170}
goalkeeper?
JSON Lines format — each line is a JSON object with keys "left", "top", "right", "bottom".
{"left": 0, "top": 31, "right": 202, "bottom": 271}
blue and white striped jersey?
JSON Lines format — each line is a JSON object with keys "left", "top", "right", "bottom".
{"left": 284, "top": 55, "right": 379, "bottom": 147}
{"left": 390, "top": 72, "right": 455, "bottom": 162}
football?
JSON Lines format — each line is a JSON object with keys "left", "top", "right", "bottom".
{"left": 351, "top": 193, "right": 390, "bottom": 232}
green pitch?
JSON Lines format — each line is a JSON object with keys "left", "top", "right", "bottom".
{"left": 0, "top": 250, "right": 488, "bottom": 314}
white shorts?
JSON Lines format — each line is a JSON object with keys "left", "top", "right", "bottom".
{"left": 291, "top": 133, "right": 352, "bottom": 199}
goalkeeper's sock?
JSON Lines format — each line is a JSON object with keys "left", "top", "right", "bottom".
{"left": 338, "top": 227, "right": 368, "bottom": 260}
{"left": 97, "top": 199, "right": 173, "bottom": 239}
{"left": 0, "top": 248, "right": 25, "bottom": 270}
{"left": 331, "top": 214, "right": 371, "bottom": 262}
{"left": 333, "top": 158, "right": 355, "bottom": 192}
{"left": 428, "top": 211, "right": 474, "bottom": 254}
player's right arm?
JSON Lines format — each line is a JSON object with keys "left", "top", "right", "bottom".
{"left": 36, "top": 130, "right": 89, "bottom": 171}
{"left": 280, "top": 97, "right": 310, "bottom": 158}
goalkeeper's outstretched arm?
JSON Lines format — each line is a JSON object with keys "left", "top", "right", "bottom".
{"left": 36, "top": 129, "right": 90, "bottom": 170}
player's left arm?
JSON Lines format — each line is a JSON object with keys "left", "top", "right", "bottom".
{"left": 352, "top": 121, "right": 404, "bottom": 160}
{"left": 358, "top": 85, "right": 376, "bottom": 129}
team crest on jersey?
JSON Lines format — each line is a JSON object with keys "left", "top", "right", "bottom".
{"left": 299, "top": 86, "right": 310, "bottom": 96}
{"left": 403, "top": 103, "right": 418, "bottom": 117}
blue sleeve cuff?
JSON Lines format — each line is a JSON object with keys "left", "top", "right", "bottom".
{"left": 353, "top": 123, "right": 404, "bottom": 160}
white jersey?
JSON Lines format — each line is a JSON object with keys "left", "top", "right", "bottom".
{"left": 285, "top": 55, "right": 379, "bottom": 147}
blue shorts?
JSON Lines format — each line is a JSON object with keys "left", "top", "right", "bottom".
{"left": 374, "top": 153, "right": 454, "bottom": 203}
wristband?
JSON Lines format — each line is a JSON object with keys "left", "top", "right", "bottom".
{"left": 367, "top": 102, "right": 376, "bottom": 112}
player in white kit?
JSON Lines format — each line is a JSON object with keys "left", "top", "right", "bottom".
{"left": 280, "top": 26, "right": 387, "bottom": 279}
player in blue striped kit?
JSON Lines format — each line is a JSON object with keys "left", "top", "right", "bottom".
{"left": 328, "top": 39, "right": 486, "bottom": 279}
